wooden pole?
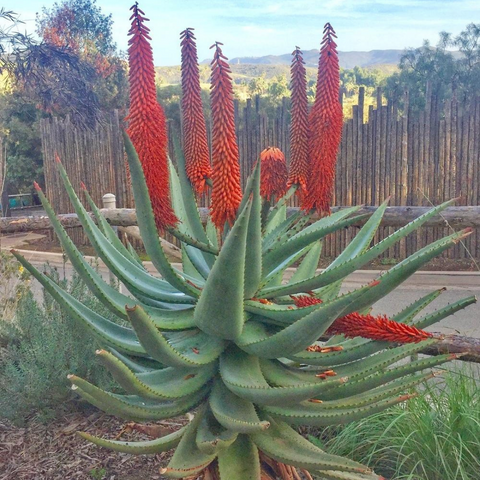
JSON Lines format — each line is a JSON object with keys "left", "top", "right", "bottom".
{"left": 317, "top": 334, "right": 480, "bottom": 365}
{"left": 3, "top": 206, "right": 480, "bottom": 234}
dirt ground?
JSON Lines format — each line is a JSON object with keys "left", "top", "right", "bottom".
{"left": 0, "top": 410, "right": 184, "bottom": 480}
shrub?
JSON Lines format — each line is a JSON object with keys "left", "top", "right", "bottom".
{"left": 0, "top": 265, "right": 118, "bottom": 424}
{"left": 0, "top": 250, "right": 30, "bottom": 325}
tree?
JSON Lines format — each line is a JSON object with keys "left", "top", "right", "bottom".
{"left": 0, "top": 3, "right": 127, "bottom": 127}
{"left": 248, "top": 74, "right": 269, "bottom": 97}
{"left": 451, "top": 23, "right": 480, "bottom": 93}
{"left": 0, "top": 4, "right": 127, "bottom": 197}
{"left": 267, "top": 75, "right": 289, "bottom": 101}
{"left": 36, "top": 0, "right": 116, "bottom": 56}
{"left": 35, "top": 0, "right": 128, "bottom": 115}
{"left": 0, "top": 90, "right": 43, "bottom": 194}
{"left": 0, "top": 10, "right": 103, "bottom": 127}
{"left": 384, "top": 23, "right": 480, "bottom": 110}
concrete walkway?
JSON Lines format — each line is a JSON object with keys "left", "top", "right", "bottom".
{"left": 4, "top": 242, "right": 479, "bottom": 339}
{"left": 0, "top": 232, "right": 46, "bottom": 250}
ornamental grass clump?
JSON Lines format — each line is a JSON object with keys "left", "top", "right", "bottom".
{"left": 12, "top": 5, "right": 477, "bottom": 480}
{"left": 319, "top": 365, "right": 480, "bottom": 480}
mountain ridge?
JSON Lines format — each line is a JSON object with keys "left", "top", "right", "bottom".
{"left": 200, "top": 49, "right": 403, "bottom": 69}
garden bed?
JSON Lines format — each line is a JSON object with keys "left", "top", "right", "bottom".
{"left": 0, "top": 411, "right": 181, "bottom": 480}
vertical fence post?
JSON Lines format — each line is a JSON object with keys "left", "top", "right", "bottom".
{"left": 102, "top": 193, "right": 116, "bottom": 210}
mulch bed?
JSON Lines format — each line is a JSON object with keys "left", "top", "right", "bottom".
{"left": 0, "top": 411, "right": 185, "bottom": 480}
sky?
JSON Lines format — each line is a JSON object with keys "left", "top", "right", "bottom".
{"left": 7, "top": 0, "right": 480, "bottom": 66}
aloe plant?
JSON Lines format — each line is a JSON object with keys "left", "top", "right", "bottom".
{"left": 11, "top": 5, "right": 477, "bottom": 479}
{"left": 12, "top": 139, "right": 475, "bottom": 480}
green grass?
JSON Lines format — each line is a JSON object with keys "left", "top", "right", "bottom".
{"left": 310, "top": 364, "right": 480, "bottom": 480}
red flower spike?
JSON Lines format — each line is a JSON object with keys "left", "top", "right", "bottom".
{"left": 302, "top": 23, "right": 343, "bottom": 215}
{"left": 209, "top": 42, "right": 242, "bottom": 230}
{"left": 180, "top": 28, "right": 212, "bottom": 193}
{"left": 126, "top": 3, "right": 178, "bottom": 230}
{"left": 287, "top": 47, "right": 309, "bottom": 197}
{"left": 293, "top": 295, "right": 431, "bottom": 344}
{"left": 326, "top": 312, "right": 433, "bottom": 344}
{"left": 292, "top": 295, "right": 322, "bottom": 308}
{"left": 33, "top": 181, "right": 41, "bottom": 191}
{"left": 259, "top": 147, "right": 288, "bottom": 200}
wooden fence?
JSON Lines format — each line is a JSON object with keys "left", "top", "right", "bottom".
{"left": 40, "top": 111, "right": 133, "bottom": 245}
{"left": 40, "top": 88, "right": 480, "bottom": 259}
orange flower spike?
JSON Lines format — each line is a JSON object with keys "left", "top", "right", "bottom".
{"left": 287, "top": 47, "right": 309, "bottom": 196}
{"left": 293, "top": 294, "right": 431, "bottom": 343}
{"left": 259, "top": 147, "right": 288, "bottom": 201}
{"left": 126, "top": 3, "right": 178, "bottom": 230}
{"left": 291, "top": 295, "right": 322, "bottom": 308}
{"left": 327, "top": 312, "right": 433, "bottom": 344}
{"left": 180, "top": 28, "right": 212, "bottom": 193}
{"left": 302, "top": 23, "right": 343, "bottom": 215}
{"left": 209, "top": 42, "right": 242, "bottom": 230}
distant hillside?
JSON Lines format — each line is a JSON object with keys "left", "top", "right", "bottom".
{"left": 156, "top": 60, "right": 397, "bottom": 87}
{"left": 201, "top": 49, "right": 404, "bottom": 69}
{"left": 155, "top": 64, "right": 317, "bottom": 86}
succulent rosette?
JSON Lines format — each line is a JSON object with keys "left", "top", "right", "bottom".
{"left": 13, "top": 5, "right": 475, "bottom": 480}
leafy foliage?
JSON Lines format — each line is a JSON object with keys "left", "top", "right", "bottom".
{"left": 0, "top": 250, "right": 30, "bottom": 324}
{"left": 0, "top": 90, "right": 43, "bottom": 193}
{"left": 0, "top": 266, "right": 118, "bottom": 425}
{"left": 385, "top": 23, "right": 480, "bottom": 110}
{"left": 0, "top": 19, "right": 103, "bottom": 126}
{"left": 35, "top": 0, "right": 128, "bottom": 114}
{"left": 0, "top": 3, "right": 128, "bottom": 192}
{"left": 36, "top": 0, "right": 116, "bottom": 56}
{"left": 0, "top": 3, "right": 127, "bottom": 128}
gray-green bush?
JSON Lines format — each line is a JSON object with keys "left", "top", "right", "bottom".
{"left": 0, "top": 264, "right": 119, "bottom": 424}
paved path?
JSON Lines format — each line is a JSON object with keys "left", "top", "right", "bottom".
{"left": 7, "top": 246, "right": 479, "bottom": 339}
{"left": 0, "top": 232, "right": 46, "bottom": 250}
{"left": 341, "top": 271, "right": 480, "bottom": 338}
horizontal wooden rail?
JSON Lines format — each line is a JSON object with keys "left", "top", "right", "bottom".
{"left": 2, "top": 206, "right": 480, "bottom": 234}
{"left": 319, "top": 333, "right": 480, "bottom": 364}
{"left": 424, "top": 334, "right": 480, "bottom": 364}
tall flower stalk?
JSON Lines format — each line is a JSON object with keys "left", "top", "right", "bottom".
{"left": 209, "top": 42, "right": 242, "bottom": 229}
{"left": 126, "top": 3, "right": 177, "bottom": 229}
{"left": 287, "top": 47, "right": 309, "bottom": 197}
{"left": 259, "top": 147, "right": 288, "bottom": 201}
{"left": 180, "top": 28, "right": 212, "bottom": 193}
{"left": 303, "top": 23, "right": 343, "bottom": 214}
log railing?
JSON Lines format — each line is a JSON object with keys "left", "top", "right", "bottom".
{"left": 2, "top": 205, "right": 480, "bottom": 234}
